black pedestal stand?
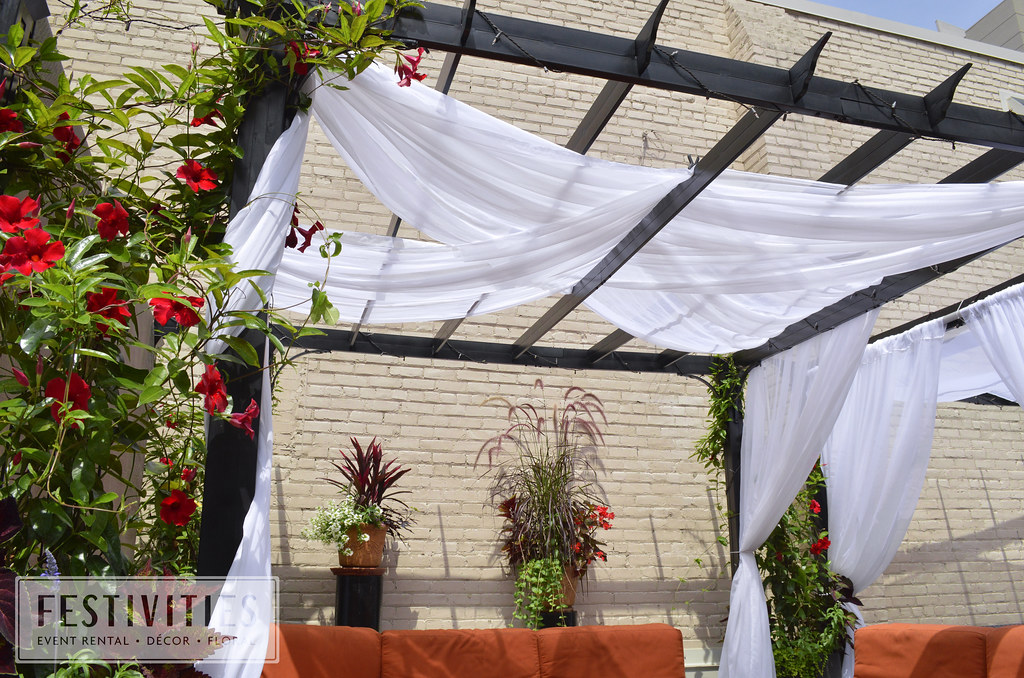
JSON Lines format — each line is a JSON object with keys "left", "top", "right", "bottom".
{"left": 332, "top": 566, "right": 383, "bottom": 630}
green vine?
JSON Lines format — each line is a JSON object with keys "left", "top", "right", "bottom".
{"left": 512, "top": 557, "right": 566, "bottom": 630}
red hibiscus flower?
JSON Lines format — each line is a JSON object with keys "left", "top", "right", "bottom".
{"left": 159, "top": 456, "right": 174, "bottom": 467}
{"left": 53, "top": 112, "right": 82, "bottom": 163}
{"left": 287, "top": 41, "right": 320, "bottom": 76}
{"left": 0, "top": 227, "right": 65, "bottom": 275}
{"left": 395, "top": 48, "right": 427, "bottom": 87}
{"left": 0, "top": 108, "right": 23, "bottom": 133}
{"left": 45, "top": 372, "right": 91, "bottom": 428}
{"left": 810, "top": 537, "right": 831, "bottom": 556}
{"left": 190, "top": 109, "right": 223, "bottom": 127}
{"left": 228, "top": 398, "right": 260, "bottom": 440}
{"left": 176, "top": 159, "right": 218, "bottom": 192}
{"left": 93, "top": 200, "right": 130, "bottom": 241}
{"left": 86, "top": 287, "right": 132, "bottom": 334}
{"left": 159, "top": 489, "right": 197, "bottom": 526}
{"left": 195, "top": 364, "right": 228, "bottom": 415}
{"left": 0, "top": 195, "right": 40, "bottom": 233}
{"left": 809, "top": 499, "right": 821, "bottom": 515}
{"left": 149, "top": 294, "right": 204, "bottom": 328}
{"left": 180, "top": 467, "right": 197, "bottom": 483}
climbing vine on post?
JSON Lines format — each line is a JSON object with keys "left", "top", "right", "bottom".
{"left": 692, "top": 356, "right": 857, "bottom": 678}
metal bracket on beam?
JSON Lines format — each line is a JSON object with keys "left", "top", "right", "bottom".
{"left": 923, "top": 63, "right": 971, "bottom": 128}
{"left": 788, "top": 32, "right": 830, "bottom": 103}
{"left": 633, "top": 0, "right": 669, "bottom": 75}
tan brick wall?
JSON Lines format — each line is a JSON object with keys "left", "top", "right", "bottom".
{"left": 48, "top": 0, "right": 1024, "bottom": 665}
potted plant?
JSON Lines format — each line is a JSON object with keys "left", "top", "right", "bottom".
{"left": 303, "top": 437, "right": 412, "bottom": 567}
{"left": 480, "top": 385, "right": 615, "bottom": 628}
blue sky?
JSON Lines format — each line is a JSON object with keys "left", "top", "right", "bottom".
{"left": 814, "top": 1, "right": 997, "bottom": 31}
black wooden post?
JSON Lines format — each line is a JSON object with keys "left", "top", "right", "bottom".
{"left": 723, "top": 402, "right": 742, "bottom": 576}
{"left": 196, "top": 72, "right": 292, "bottom": 577}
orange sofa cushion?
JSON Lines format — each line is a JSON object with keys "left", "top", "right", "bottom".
{"left": 381, "top": 628, "right": 540, "bottom": 678}
{"left": 536, "top": 624, "right": 685, "bottom": 678}
{"left": 854, "top": 623, "right": 988, "bottom": 678}
{"left": 985, "top": 626, "right": 1024, "bottom": 678}
{"left": 262, "top": 624, "right": 381, "bottom": 678}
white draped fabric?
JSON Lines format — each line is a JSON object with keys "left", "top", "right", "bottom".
{"left": 821, "top": 319, "right": 946, "bottom": 678}
{"left": 260, "top": 65, "right": 1024, "bottom": 353}
{"left": 962, "top": 283, "right": 1024, "bottom": 406}
{"left": 937, "top": 327, "right": 1016, "bottom": 403}
{"left": 718, "top": 310, "right": 878, "bottom": 678}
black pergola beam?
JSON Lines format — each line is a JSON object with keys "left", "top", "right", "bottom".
{"left": 587, "top": 328, "right": 635, "bottom": 362}
{"left": 513, "top": 106, "right": 782, "bottom": 357}
{"left": 282, "top": 326, "right": 715, "bottom": 375}
{"left": 390, "top": 4, "right": 1024, "bottom": 152}
{"left": 735, "top": 148, "right": 1024, "bottom": 365}
{"left": 818, "top": 131, "right": 914, "bottom": 185}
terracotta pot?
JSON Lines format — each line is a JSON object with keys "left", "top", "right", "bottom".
{"left": 552, "top": 569, "right": 579, "bottom": 610}
{"left": 337, "top": 524, "right": 386, "bottom": 567}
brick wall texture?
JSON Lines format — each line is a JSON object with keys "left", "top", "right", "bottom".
{"left": 50, "top": 0, "right": 1024, "bottom": 665}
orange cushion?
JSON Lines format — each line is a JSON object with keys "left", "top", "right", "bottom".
{"left": 854, "top": 624, "right": 987, "bottom": 678}
{"left": 381, "top": 628, "right": 539, "bottom": 678}
{"left": 985, "top": 626, "right": 1024, "bottom": 678}
{"left": 262, "top": 623, "right": 381, "bottom": 678}
{"left": 536, "top": 624, "right": 684, "bottom": 678}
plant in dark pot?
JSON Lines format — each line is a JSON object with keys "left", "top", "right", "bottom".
{"left": 480, "top": 384, "right": 615, "bottom": 629}
{"left": 303, "top": 437, "right": 412, "bottom": 567}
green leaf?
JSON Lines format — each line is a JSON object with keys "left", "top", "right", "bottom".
{"left": 13, "top": 45, "right": 37, "bottom": 68}
{"left": 66, "top": 234, "right": 101, "bottom": 269}
{"left": 20, "top": 318, "right": 54, "bottom": 354}
{"left": 204, "top": 17, "right": 227, "bottom": 47}
{"left": 220, "top": 334, "right": 260, "bottom": 367}
{"left": 138, "top": 384, "right": 169, "bottom": 407}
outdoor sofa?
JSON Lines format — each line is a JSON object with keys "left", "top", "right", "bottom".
{"left": 260, "top": 622, "right": 685, "bottom": 678}
{"left": 854, "top": 623, "right": 1024, "bottom": 678}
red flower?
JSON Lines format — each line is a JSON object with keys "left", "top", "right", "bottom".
{"left": 176, "top": 159, "right": 218, "bottom": 192}
{"left": 93, "top": 200, "right": 130, "bottom": 241}
{"left": 149, "top": 294, "right": 204, "bottom": 328}
{"left": 195, "top": 364, "right": 228, "bottom": 414}
{"left": 11, "top": 451, "right": 21, "bottom": 465}
{"left": 53, "top": 112, "right": 82, "bottom": 162}
{"left": 159, "top": 489, "right": 197, "bottom": 526}
{"left": 86, "top": 287, "right": 132, "bottom": 334}
{"left": 12, "top": 368, "right": 28, "bottom": 387}
{"left": 0, "top": 108, "right": 23, "bottom": 133}
{"left": 1, "top": 228, "right": 65, "bottom": 275}
{"left": 0, "top": 195, "right": 40, "bottom": 233}
{"left": 809, "top": 499, "right": 821, "bottom": 515}
{"left": 284, "top": 209, "right": 325, "bottom": 253}
{"left": 395, "top": 48, "right": 427, "bottom": 87}
{"left": 180, "top": 468, "right": 197, "bottom": 483}
{"left": 159, "top": 456, "right": 174, "bottom": 467}
{"left": 190, "top": 109, "right": 223, "bottom": 127}
{"left": 45, "top": 373, "right": 91, "bottom": 428}
{"left": 287, "top": 41, "right": 320, "bottom": 76}
{"left": 228, "top": 397, "right": 260, "bottom": 439}
{"left": 775, "top": 551, "right": 784, "bottom": 562}
{"left": 810, "top": 537, "right": 831, "bottom": 556}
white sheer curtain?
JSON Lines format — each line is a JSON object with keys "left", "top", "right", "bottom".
{"left": 262, "top": 65, "right": 1024, "bottom": 353}
{"left": 962, "top": 283, "right": 1024, "bottom": 406}
{"left": 719, "top": 310, "right": 879, "bottom": 678}
{"left": 821, "top": 318, "right": 946, "bottom": 678}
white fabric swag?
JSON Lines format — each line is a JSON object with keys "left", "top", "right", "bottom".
{"left": 718, "top": 310, "right": 879, "bottom": 678}
{"left": 263, "top": 65, "right": 1024, "bottom": 354}
{"left": 962, "top": 282, "right": 1024, "bottom": 407}
{"left": 822, "top": 319, "right": 946, "bottom": 678}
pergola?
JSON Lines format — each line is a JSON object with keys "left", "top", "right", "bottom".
{"left": 198, "top": 0, "right": 1024, "bottom": 604}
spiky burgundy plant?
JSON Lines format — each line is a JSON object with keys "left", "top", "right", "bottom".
{"left": 325, "top": 437, "right": 411, "bottom": 533}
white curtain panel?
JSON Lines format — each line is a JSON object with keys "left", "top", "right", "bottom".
{"left": 265, "top": 65, "right": 1024, "bottom": 353}
{"left": 936, "top": 327, "right": 1015, "bottom": 403}
{"left": 962, "top": 282, "right": 1024, "bottom": 406}
{"left": 822, "top": 319, "right": 945, "bottom": 678}
{"left": 719, "top": 310, "right": 878, "bottom": 678}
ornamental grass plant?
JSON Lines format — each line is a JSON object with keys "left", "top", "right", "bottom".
{"left": 479, "top": 383, "right": 614, "bottom": 628}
